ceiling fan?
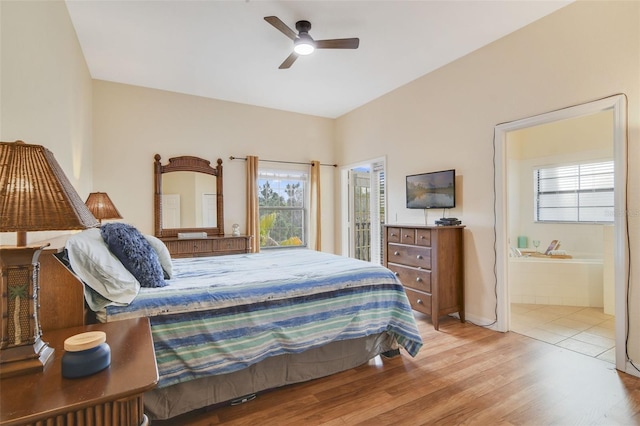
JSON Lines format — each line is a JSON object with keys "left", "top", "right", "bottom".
{"left": 264, "top": 16, "right": 360, "bottom": 69}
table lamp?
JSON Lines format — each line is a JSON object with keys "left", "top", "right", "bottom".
{"left": 0, "top": 140, "right": 98, "bottom": 377}
{"left": 85, "top": 192, "right": 122, "bottom": 225}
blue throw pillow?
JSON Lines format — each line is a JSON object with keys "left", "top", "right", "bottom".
{"left": 100, "top": 223, "right": 167, "bottom": 288}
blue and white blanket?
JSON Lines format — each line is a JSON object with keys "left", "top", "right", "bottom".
{"left": 102, "top": 249, "right": 423, "bottom": 388}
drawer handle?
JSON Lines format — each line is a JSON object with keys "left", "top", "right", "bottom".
{"left": 416, "top": 277, "right": 422, "bottom": 282}
{"left": 390, "top": 233, "right": 397, "bottom": 237}
{"left": 394, "top": 251, "right": 399, "bottom": 256}
{"left": 417, "top": 299, "right": 423, "bottom": 305}
{"left": 420, "top": 235, "right": 426, "bottom": 240}
{"left": 394, "top": 272, "right": 399, "bottom": 277}
{"left": 416, "top": 255, "right": 423, "bottom": 259}
{"left": 404, "top": 234, "right": 410, "bottom": 238}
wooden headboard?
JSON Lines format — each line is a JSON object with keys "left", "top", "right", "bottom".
{"left": 36, "top": 235, "right": 89, "bottom": 333}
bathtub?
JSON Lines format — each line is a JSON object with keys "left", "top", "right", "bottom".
{"left": 509, "top": 253, "right": 604, "bottom": 307}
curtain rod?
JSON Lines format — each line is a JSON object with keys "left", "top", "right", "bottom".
{"left": 229, "top": 156, "right": 337, "bottom": 167}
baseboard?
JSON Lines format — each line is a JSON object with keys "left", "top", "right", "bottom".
{"left": 449, "top": 312, "right": 501, "bottom": 332}
{"left": 624, "top": 361, "right": 640, "bottom": 378}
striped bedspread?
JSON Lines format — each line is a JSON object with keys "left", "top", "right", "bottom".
{"left": 103, "top": 249, "right": 423, "bottom": 388}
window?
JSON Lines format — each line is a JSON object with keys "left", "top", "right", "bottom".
{"left": 258, "top": 169, "right": 307, "bottom": 248}
{"left": 534, "top": 160, "right": 614, "bottom": 223}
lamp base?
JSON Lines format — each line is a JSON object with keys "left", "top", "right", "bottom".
{"left": 0, "top": 337, "right": 54, "bottom": 378}
{"left": 0, "top": 245, "right": 53, "bottom": 378}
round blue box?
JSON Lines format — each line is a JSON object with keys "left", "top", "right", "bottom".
{"left": 62, "top": 331, "right": 111, "bottom": 379}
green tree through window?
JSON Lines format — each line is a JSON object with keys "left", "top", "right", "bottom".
{"left": 258, "top": 170, "right": 307, "bottom": 248}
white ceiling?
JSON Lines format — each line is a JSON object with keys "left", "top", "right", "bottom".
{"left": 65, "top": 0, "right": 572, "bottom": 119}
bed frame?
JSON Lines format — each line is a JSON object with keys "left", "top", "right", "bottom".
{"left": 145, "top": 332, "right": 396, "bottom": 419}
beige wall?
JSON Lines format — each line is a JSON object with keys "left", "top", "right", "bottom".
{"left": 92, "top": 81, "right": 336, "bottom": 251}
{"left": 509, "top": 110, "right": 614, "bottom": 160}
{"left": 334, "top": 0, "right": 639, "bottom": 356}
{"left": 0, "top": 0, "right": 94, "bottom": 246}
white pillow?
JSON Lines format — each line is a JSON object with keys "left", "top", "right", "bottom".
{"left": 66, "top": 228, "right": 140, "bottom": 310}
{"left": 143, "top": 234, "right": 173, "bottom": 279}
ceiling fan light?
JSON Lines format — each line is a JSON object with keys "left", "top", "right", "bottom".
{"left": 294, "top": 37, "right": 315, "bottom": 55}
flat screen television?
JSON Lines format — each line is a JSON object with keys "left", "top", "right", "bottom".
{"left": 406, "top": 169, "right": 456, "bottom": 209}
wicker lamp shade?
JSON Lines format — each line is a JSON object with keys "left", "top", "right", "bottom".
{"left": 85, "top": 192, "right": 122, "bottom": 224}
{"left": 0, "top": 140, "right": 98, "bottom": 244}
{"left": 0, "top": 140, "right": 98, "bottom": 377}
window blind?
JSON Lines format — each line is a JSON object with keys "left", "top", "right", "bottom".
{"left": 534, "top": 161, "right": 614, "bottom": 223}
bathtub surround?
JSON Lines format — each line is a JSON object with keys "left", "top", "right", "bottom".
{"left": 509, "top": 255, "right": 604, "bottom": 307}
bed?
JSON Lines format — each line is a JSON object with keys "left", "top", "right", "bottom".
{"left": 61, "top": 226, "right": 423, "bottom": 420}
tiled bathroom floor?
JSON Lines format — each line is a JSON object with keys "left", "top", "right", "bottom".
{"left": 511, "top": 303, "right": 615, "bottom": 363}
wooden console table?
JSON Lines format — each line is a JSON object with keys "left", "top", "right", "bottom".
{"left": 0, "top": 318, "right": 158, "bottom": 426}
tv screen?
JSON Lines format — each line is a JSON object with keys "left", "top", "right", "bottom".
{"left": 406, "top": 169, "right": 456, "bottom": 209}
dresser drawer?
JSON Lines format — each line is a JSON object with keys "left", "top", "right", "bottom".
{"left": 387, "top": 227, "right": 401, "bottom": 243}
{"left": 400, "top": 228, "right": 416, "bottom": 245}
{"left": 387, "top": 244, "right": 431, "bottom": 269}
{"left": 211, "top": 237, "right": 249, "bottom": 253}
{"left": 387, "top": 263, "right": 432, "bottom": 293}
{"left": 168, "top": 239, "right": 213, "bottom": 256}
{"left": 404, "top": 288, "right": 432, "bottom": 315}
{"left": 416, "top": 229, "right": 431, "bottom": 247}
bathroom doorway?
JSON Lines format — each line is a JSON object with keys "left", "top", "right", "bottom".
{"left": 494, "top": 95, "right": 629, "bottom": 373}
{"left": 506, "top": 111, "right": 616, "bottom": 361}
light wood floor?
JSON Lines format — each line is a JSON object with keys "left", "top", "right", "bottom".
{"left": 156, "top": 313, "right": 640, "bottom": 425}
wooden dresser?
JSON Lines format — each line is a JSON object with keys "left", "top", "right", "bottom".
{"left": 384, "top": 224, "right": 465, "bottom": 330}
{"left": 161, "top": 235, "right": 251, "bottom": 258}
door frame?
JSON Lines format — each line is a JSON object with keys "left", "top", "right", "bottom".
{"left": 493, "top": 94, "right": 630, "bottom": 373}
{"left": 340, "top": 157, "right": 386, "bottom": 261}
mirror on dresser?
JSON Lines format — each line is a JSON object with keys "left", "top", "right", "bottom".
{"left": 154, "top": 154, "right": 250, "bottom": 258}
{"left": 154, "top": 154, "right": 224, "bottom": 237}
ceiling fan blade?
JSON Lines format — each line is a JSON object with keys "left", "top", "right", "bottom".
{"left": 264, "top": 16, "right": 297, "bottom": 41}
{"left": 315, "top": 38, "right": 360, "bottom": 49}
{"left": 279, "top": 52, "right": 299, "bottom": 69}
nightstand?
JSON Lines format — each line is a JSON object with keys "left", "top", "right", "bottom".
{"left": 0, "top": 317, "right": 158, "bottom": 426}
